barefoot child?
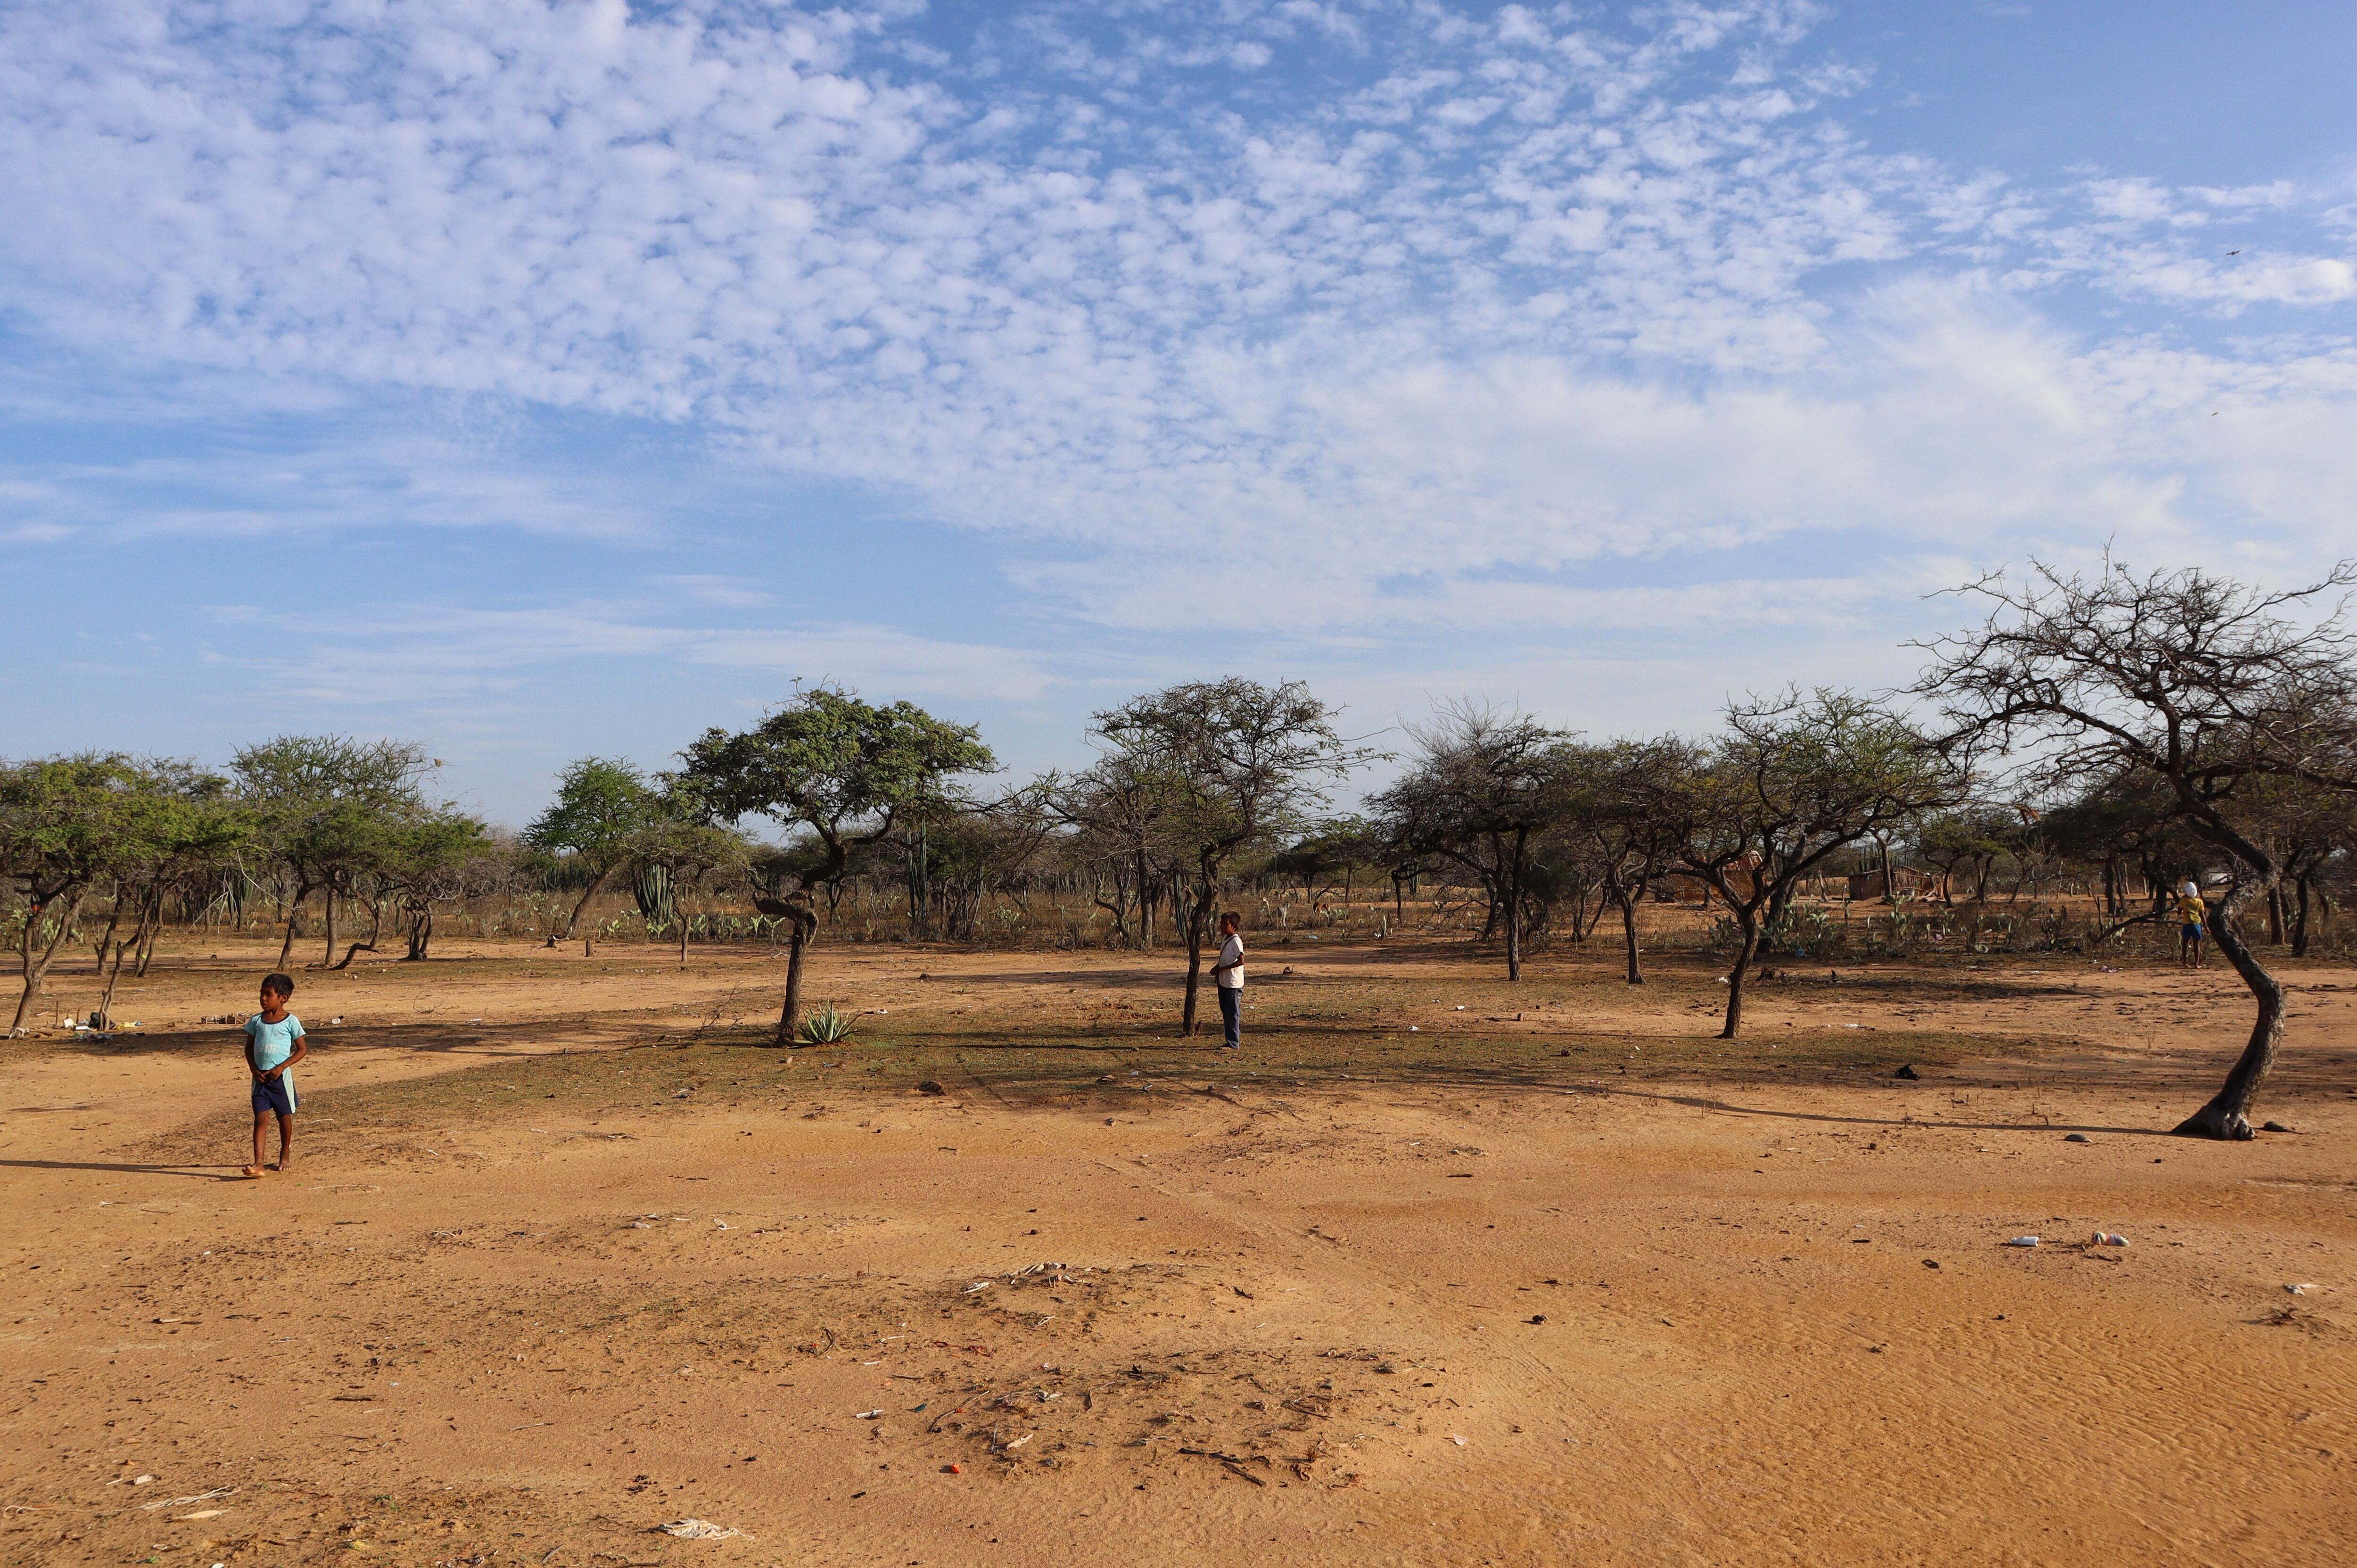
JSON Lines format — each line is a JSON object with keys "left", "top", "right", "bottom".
{"left": 242, "top": 974, "right": 307, "bottom": 1178}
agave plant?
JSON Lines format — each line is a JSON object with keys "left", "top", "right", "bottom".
{"left": 799, "top": 1002, "right": 855, "bottom": 1045}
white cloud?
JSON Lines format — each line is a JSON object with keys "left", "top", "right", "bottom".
{"left": 1, "top": 0, "right": 2354, "bottom": 663}
{"left": 197, "top": 598, "right": 1052, "bottom": 708}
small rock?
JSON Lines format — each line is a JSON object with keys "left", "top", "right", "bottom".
{"left": 2262, "top": 1121, "right": 2293, "bottom": 1133}
{"left": 1526, "top": 1314, "right": 1547, "bottom": 1324}
{"left": 1893, "top": 1065, "right": 1920, "bottom": 1081}
{"left": 917, "top": 1081, "right": 948, "bottom": 1096}
{"left": 2063, "top": 1133, "right": 2091, "bottom": 1143}
{"left": 1921, "top": 1260, "right": 1940, "bottom": 1270}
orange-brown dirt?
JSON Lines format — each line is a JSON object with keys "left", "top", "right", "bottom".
{"left": 3, "top": 931, "right": 2352, "bottom": 1566}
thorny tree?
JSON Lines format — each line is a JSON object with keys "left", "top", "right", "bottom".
{"left": 1639, "top": 693, "right": 1958, "bottom": 1040}
{"left": 1558, "top": 739, "right": 1693, "bottom": 986}
{"left": 2, "top": 756, "right": 153, "bottom": 1036}
{"left": 525, "top": 758, "right": 662, "bottom": 951}
{"left": 1917, "top": 559, "right": 2357, "bottom": 1138}
{"left": 231, "top": 736, "right": 441, "bottom": 970}
{"left": 1090, "top": 680, "right": 1366, "bottom": 1037}
{"left": 1371, "top": 702, "right": 1568, "bottom": 981}
{"left": 681, "top": 688, "right": 995, "bottom": 1045}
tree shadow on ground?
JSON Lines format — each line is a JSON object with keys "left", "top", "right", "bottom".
{"left": 0, "top": 1158, "right": 243, "bottom": 1180}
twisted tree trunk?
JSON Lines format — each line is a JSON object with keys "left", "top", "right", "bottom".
{"left": 2174, "top": 883, "right": 2281, "bottom": 1140}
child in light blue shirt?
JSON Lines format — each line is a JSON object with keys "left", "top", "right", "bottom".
{"left": 241, "top": 973, "right": 307, "bottom": 1178}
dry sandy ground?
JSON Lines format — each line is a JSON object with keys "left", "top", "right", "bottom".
{"left": 2, "top": 936, "right": 2353, "bottom": 1567}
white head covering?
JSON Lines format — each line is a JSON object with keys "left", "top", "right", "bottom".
{"left": 2183, "top": 881, "right": 2200, "bottom": 897}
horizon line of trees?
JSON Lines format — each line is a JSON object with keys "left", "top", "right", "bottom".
{"left": 13, "top": 558, "right": 2357, "bottom": 1139}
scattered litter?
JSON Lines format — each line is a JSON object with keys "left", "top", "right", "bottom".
{"left": 712, "top": 1220, "right": 729, "bottom": 1230}
{"left": 2063, "top": 1133, "right": 2092, "bottom": 1144}
{"left": 173, "top": 1510, "right": 226, "bottom": 1521}
{"left": 2262, "top": 1121, "right": 2294, "bottom": 1133}
{"left": 674, "top": 1088, "right": 693, "bottom": 1098}
{"left": 917, "top": 1081, "right": 948, "bottom": 1096}
{"left": 2090, "top": 1232, "right": 2129, "bottom": 1248}
{"left": 856, "top": 1409, "right": 883, "bottom": 1420}
{"left": 2003, "top": 1236, "right": 2040, "bottom": 1248}
{"left": 961, "top": 1281, "right": 993, "bottom": 1294}
{"left": 656, "top": 1519, "right": 745, "bottom": 1540}
{"left": 131, "top": 1476, "right": 155, "bottom": 1486}
{"left": 943, "top": 1463, "right": 963, "bottom": 1474}
{"left": 2286, "top": 1284, "right": 2315, "bottom": 1296}
{"left": 1409, "top": 1026, "right": 1418, "bottom": 1032}
{"left": 328, "top": 1015, "right": 345, "bottom": 1025}
{"left": 141, "top": 1486, "right": 232, "bottom": 1512}
{"left": 1449, "top": 1435, "right": 1467, "bottom": 1446}
{"left": 1893, "top": 1065, "right": 1920, "bottom": 1080}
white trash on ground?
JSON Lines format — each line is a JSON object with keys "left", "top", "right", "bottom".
{"left": 2003, "top": 1236, "right": 2040, "bottom": 1248}
{"left": 657, "top": 1519, "right": 745, "bottom": 1540}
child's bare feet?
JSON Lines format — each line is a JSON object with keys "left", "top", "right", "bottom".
{"left": 241, "top": 1165, "right": 266, "bottom": 1179}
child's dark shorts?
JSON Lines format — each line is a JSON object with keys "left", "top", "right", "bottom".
{"left": 252, "top": 1072, "right": 298, "bottom": 1116}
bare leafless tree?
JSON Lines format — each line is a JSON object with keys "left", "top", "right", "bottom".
{"left": 1915, "top": 558, "right": 2357, "bottom": 1138}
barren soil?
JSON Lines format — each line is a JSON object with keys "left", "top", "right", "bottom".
{"left": 3, "top": 934, "right": 2353, "bottom": 1567}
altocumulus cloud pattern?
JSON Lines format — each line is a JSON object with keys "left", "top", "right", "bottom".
{"left": 4, "top": 0, "right": 2357, "bottom": 640}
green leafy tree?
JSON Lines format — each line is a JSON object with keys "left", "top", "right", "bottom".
{"left": 680, "top": 687, "right": 996, "bottom": 1044}
{"left": 1, "top": 754, "right": 159, "bottom": 1034}
{"left": 231, "top": 736, "right": 440, "bottom": 969}
{"left": 90, "top": 762, "right": 250, "bottom": 1023}
{"left": 619, "top": 783, "right": 750, "bottom": 968}
{"left": 1640, "top": 692, "right": 1960, "bottom": 1040}
{"left": 378, "top": 810, "right": 497, "bottom": 962}
{"left": 525, "top": 758, "right": 662, "bottom": 948}
{"left": 1090, "top": 679, "right": 1368, "bottom": 1036}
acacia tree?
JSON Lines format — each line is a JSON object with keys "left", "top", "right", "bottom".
{"left": 619, "top": 788, "right": 748, "bottom": 969}
{"left": 1047, "top": 752, "right": 1189, "bottom": 950}
{"left": 1641, "top": 692, "right": 1959, "bottom": 1040}
{"left": 1, "top": 755, "right": 149, "bottom": 1035}
{"left": 1091, "top": 679, "right": 1365, "bottom": 1036}
{"left": 1916, "top": 559, "right": 2357, "bottom": 1138}
{"left": 1559, "top": 739, "right": 1693, "bottom": 985}
{"left": 525, "top": 758, "right": 661, "bottom": 950}
{"left": 377, "top": 811, "right": 495, "bottom": 962}
{"left": 232, "top": 736, "right": 439, "bottom": 969}
{"left": 681, "top": 687, "right": 995, "bottom": 1045}
{"left": 91, "top": 763, "right": 250, "bottom": 1022}
{"left": 1370, "top": 703, "right": 1567, "bottom": 981}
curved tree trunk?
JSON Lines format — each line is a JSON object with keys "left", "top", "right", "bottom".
{"left": 274, "top": 883, "right": 313, "bottom": 972}
{"left": 1719, "top": 913, "right": 1760, "bottom": 1040}
{"left": 560, "top": 866, "right": 610, "bottom": 941}
{"left": 2173, "top": 885, "right": 2281, "bottom": 1140}
{"left": 11, "top": 885, "right": 92, "bottom": 1036}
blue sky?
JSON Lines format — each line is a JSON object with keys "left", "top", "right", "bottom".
{"left": 5, "top": 1, "right": 2355, "bottom": 825}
